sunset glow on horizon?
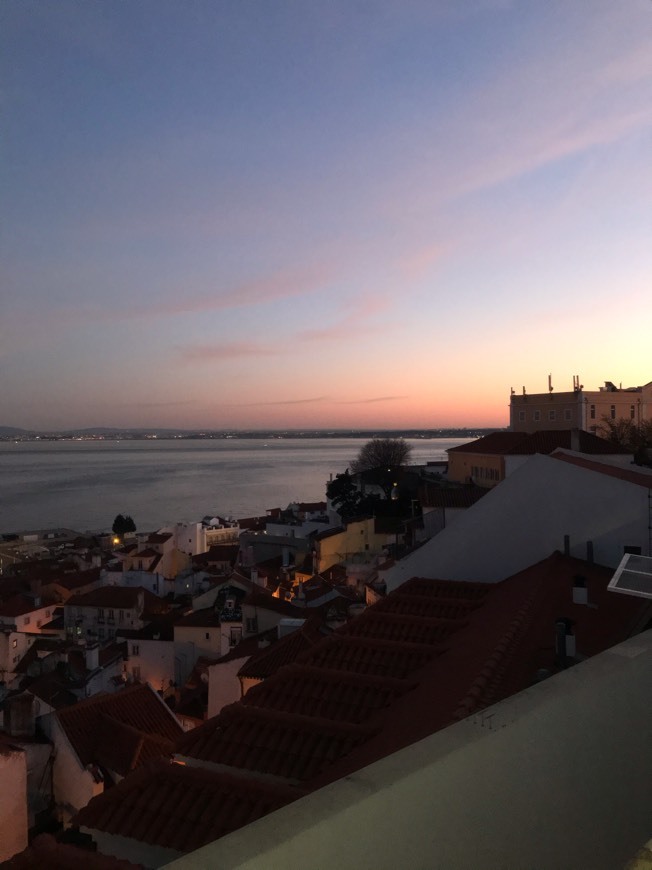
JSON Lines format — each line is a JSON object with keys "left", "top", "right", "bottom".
{"left": 2, "top": 1, "right": 651, "bottom": 431}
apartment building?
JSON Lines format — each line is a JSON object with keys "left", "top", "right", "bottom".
{"left": 509, "top": 376, "right": 652, "bottom": 433}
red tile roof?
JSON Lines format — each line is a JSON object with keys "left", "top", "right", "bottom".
{"left": 75, "top": 552, "right": 650, "bottom": 855}
{"left": 146, "top": 533, "right": 172, "bottom": 545}
{"left": 447, "top": 429, "right": 630, "bottom": 456}
{"left": 56, "top": 683, "right": 182, "bottom": 773}
{"left": 0, "top": 594, "right": 54, "bottom": 617}
{"left": 75, "top": 760, "right": 302, "bottom": 855}
{"left": 551, "top": 451, "right": 652, "bottom": 487}
{"left": 237, "top": 618, "right": 327, "bottom": 680}
{"left": 3, "top": 832, "right": 143, "bottom": 869}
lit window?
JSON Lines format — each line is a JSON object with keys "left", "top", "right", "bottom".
{"left": 12, "top": 639, "right": 17, "bottom": 649}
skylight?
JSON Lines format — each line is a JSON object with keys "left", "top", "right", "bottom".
{"left": 608, "top": 553, "right": 652, "bottom": 600}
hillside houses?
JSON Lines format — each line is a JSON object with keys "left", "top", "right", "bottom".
{"left": 3, "top": 422, "right": 652, "bottom": 866}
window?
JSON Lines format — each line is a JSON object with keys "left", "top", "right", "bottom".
{"left": 624, "top": 545, "right": 642, "bottom": 555}
{"left": 548, "top": 410, "right": 556, "bottom": 421}
{"left": 631, "top": 405, "right": 636, "bottom": 419}
{"left": 12, "top": 639, "right": 17, "bottom": 649}
{"left": 590, "top": 404, "right": 596, "bottom": 420}
{"left": 119, "top": 610, "right": 124, "bottom": 622}
{"left": 229, "top": 627, "right": 242, "bottom": 647}
{"left": 23, "top": 616, "right": 30, "bottom": 625}
{"left": 518, "top": 410, "right": 525, "bottom": 422}
{"left": 246, "top": 617, "right": 258, "bottom": 634}
{"left": 610, "top": 405, "right": 616, "bottom": 420}
{"left": 533, "top": 410, "right": 541, "bottom": 422}
{"left": 564, "top": 409, "right": 572, "bottom": 421}
{"left": 205, "top": 632, "right": 210, "bottom": 641}
{"left": 131, "top": 644, "right": 139, "bottom": 656}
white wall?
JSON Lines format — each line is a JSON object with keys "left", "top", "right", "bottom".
{"left": 0, "top": 747, "right": 28, "bottom": 862}
{"left": 384, "top": 453, "right": 652, "bottom": 589}
{"left": 51, "top": 716, "right": 104, "bottom": 822}
{"left": 165, "top": 630, "right": 652, "bottom": 870}
{"left": 207, "top": 656, "right": 249, "bottom": 718}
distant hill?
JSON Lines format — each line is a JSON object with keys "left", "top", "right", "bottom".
{"left": 0, "top": 426, "right": 30, "bottom": 436}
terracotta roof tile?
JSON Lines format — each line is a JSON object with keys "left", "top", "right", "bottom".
{"left": 78, "top": 552, "right": 650, "bottom": 855}
{"left": 446, "top": 429, "right": 632, "bottom": 457}
{"left": 237, "top": 619, "right": 327, "bottom": 680}
{"left": 3, "top": 833, "right": 143, "bottom": 869}
{"left": 56, "top": 683, "right": 182, "bottom": 769}
{"left": 177, "top": 703, "right": 377, "bottom": 782}
{"left": 65, "top": 587, "right": 159, "bottom": 609}
{"left": 74, "top": 760, "right": 301, "bottom": 854}
{"left": 551, "top": 451, "right": 652, "bottom": 487}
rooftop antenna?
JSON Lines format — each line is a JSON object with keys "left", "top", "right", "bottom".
{"left": 548, "top": 374, "right": 554, "bottom": 393}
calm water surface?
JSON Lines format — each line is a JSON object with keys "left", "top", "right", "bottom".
{"left": 0, "top": 438, "right": 469, "bottom": 534}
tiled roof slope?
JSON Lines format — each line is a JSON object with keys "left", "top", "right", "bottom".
{"left": 551, "top": 451, "right": 652, "bottom": 487}
{"left": 2, "top": 832, "right": 143, "bottom": 869}
{"left": 237, "top": 617, "right": 328, "bottom": 680}
{"left": 75, "top": 760, "right": 302, "bottom": 854}
{"left": 447, "top": 429, "right": 630, "bottom": 456}
{"left": 57, "top": 683, "right": 182, "bottom": 773}
{"left": 75, "top": 553, "right": 650, "bottom": 856}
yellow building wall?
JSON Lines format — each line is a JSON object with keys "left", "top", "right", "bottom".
{"left": 316, "top": 519, "right": 384, "bottom": 573}
{"left": 447, "top": 453, "right": 503, "bottom": 487}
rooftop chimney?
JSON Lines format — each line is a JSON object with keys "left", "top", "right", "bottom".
{"left": 85, "top": 643, "right": 100, "bottom": 671}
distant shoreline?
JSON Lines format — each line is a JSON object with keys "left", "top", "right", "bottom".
{"left": 0, "top": 427, "right": 500, "bottom": 443}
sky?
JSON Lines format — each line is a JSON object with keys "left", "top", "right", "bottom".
{"left": 2, "top": 0, "right": 651, "bottom": 431}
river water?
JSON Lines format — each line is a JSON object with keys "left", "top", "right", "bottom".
{"left": 0, "top": 438, "right": 469, "bottom": 534}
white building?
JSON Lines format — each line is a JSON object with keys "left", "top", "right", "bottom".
{"left": 382, "top": 450, "right": 652, "bottom": 591}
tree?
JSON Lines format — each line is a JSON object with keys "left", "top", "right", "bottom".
{"left": 326, "top": 470, "right": 381, "bottom": 522}
{"left": 112, "top": 513, "right": 137, "bottom": 539}
{"left": 350, "top": 437, "right": 413, "bottom": 499}
{"left": 350, "top": 438, "right": 413, "bottom": 474}
{"left": 598, "top": 417, "right": 652, "bottom": 464}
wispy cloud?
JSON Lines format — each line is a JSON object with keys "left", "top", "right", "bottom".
{"left": 338, "top": 395, "right": 409, "bottom": 405}
{"left": 180, "top": 341, "right": 280, "bottom": 363}
{"left": 240, "top": 396, "right": 330, "bottom": 407}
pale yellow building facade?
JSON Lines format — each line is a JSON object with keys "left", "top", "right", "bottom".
{"left": 510, "top": 378, "right": 652, "bottom": 433}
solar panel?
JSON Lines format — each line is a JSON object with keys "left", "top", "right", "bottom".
{"left": 608, "top": 553, "right": 652, "bottom": 600}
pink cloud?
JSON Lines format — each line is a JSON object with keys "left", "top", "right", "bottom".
{"left": 180, "top": 341, "right": 280, "bottom": 362}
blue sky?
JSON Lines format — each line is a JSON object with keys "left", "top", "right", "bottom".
{"left": 2, "top": 0, "right": 651, "bottom": 430}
